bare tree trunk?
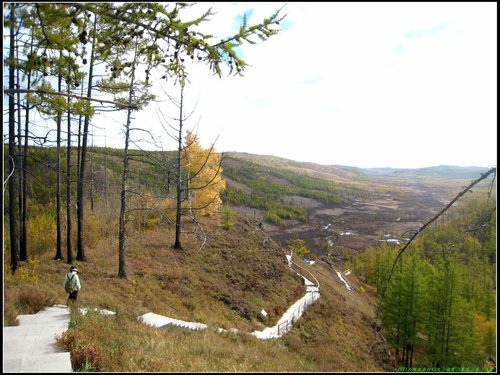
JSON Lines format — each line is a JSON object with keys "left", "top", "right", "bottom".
{"left": 118, "top": 123, "right": 130, "bottom": 278}
{"left": 66, "top": 85, "right": 73, "bottom": 264}
{"left": 55, "top": 75, "right": 64, "bottom": 260}
{"left": 77, "top": 17, "right": 98, "bottom": 262}
{"left": 8, "top": 3, "right": 19, "bottom": 273}
{"left": 16, "top": 37, "right": 26, "bottom": 261}
{"left": 104, "top": 136, "right": 109, "bottom": 208}
{"left": 76, "top": 81, "right": 83, "bottom": 209}
{"left": 20, "top": 33, "right": 34, "bottom": 263}
{"left": 174, "top": 85, "right": 185, "bottom": 250}
{"left": 89, "top": 154, "right": 95, "bottom": 212}
{"left": 118, "top": 38, "right": 139, "bottom": 278}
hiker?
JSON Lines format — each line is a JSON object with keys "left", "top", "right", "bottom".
{"left": 64, "top": 265, "right": 81, "bottom": 305}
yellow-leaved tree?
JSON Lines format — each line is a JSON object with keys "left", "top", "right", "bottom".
{"left": 182, "top": 130, "right": 226, "bottom": 217}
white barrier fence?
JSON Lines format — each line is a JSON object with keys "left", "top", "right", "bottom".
{"left": 251, "top": 255, "right": 321, "bottom": 339}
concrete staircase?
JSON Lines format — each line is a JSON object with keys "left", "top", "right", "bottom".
{"left": 3, "top": 304, "right": 73, "bottom": 373}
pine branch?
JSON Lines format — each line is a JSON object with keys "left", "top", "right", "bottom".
{"left": 4, "top": 88, "right": 138, "bottom": 110}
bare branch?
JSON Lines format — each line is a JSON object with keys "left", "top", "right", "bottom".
{"left": 185, "top": 135, "right": 220, "bottom": 182}
{"left": 188, "top": 155, "right": 223, "bottom": 192}
{"left": 3, "top": 155, "right": 16, "bottom": 193}
{"left": 464, "top": 206, "right": 496, "bottom": 234}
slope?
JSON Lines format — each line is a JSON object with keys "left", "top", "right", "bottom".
{"left": 4, "top": 213, "right": 393, "bottom": 372}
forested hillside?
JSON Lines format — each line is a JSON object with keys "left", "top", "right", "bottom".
{"left": 4, "top": 143, "right": 399, "bottom": 371}
{"left": 353, "top": 196, "right": 496, "bottom": 369}
{"left": 4, "top": 144, "right": 497, "bottom": 371}
{"left": 4, "top": 2, "right": 496, "bottom": 372}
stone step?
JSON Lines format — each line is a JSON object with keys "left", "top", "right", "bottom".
{"left": 3, "top": 305, "right": 73, "bottom": 373}
{"left": 3, "top": 352, "right": 72, "bottom": 373}
{"left": 36, "top": 305, "right": 69, "bottom": 315}
{"left": 3, "top": 325, "right": 67, "bottom": 357}
{"left": 17, "top": 312, "right": 70, "bottom": 327}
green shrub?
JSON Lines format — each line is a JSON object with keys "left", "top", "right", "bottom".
{"left": 221, "top": 205, "right": 235, "bottom": 230}
{"left": 27, "top": 213, "right": 56, "bottom": 256}
{"left": 286, "top": 238, "right": 310, "bottom": 258}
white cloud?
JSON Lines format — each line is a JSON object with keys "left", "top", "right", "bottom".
{"left": 96, "top": 2, "right": 497, "bottom": 168}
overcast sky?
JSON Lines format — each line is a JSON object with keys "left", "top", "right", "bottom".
{"left": 95, "top": 2, "right": 497, "bottom": 169}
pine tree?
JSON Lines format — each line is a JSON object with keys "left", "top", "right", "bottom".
{"left": 221, "top": 204, "right": 235, "bottom": 230}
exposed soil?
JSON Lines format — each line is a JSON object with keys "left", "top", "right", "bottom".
{"left": 233, "top": 181, "right": 458, "bottom": 258}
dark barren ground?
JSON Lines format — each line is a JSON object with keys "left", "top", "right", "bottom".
{"left": 232, "top": 177, "right": 465, "bottom": 258}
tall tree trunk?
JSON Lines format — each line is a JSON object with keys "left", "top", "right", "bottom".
{"left": 77, "top": 17, "right": 97, "bottom": 261}
{"left": 55, "top": 75, "right": 64, "bottom": 260}
{"left": 117, "top": 119, "right": 130, "bottom": 278}
{"left": 66, "top": 87, "right": 73, "bottom": 264}
{"left": 20, "top": 32, "right": 34, "bottom": 262}
{"left": 104, "top": 136, "right": 109, "bottom": 207}
{"left": 8, "top": 3, "right": 19, "bottom": 273}
{"left": 118, "top": 38, "right": 139, "bottom": 278}
{"left": 174, "top": 85, "right": 185, "bottom": 250}
{"left": 16, "top": 35, "right": 26, "bottom": 261}
{"left": 89, "top": 154, "right": 95, "bottom": 212}
{"left": 76, "top": 80, "right": 83, "bottom": 209}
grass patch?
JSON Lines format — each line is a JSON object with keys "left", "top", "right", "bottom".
{"left": 5, "top": 215, "right": 392, "bottom": 371}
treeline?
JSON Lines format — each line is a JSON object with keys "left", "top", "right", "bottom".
{"left": 4, "top": 3, "right": 285, "bottom": 274}
{"left": 353, "top": 197, "right": 496, "bottom": 369}
{"left": 4, "top": 144, "right": 171, "bottom": 203}
{"left": 220, "top": 156, "right": 353, "bottom": 224}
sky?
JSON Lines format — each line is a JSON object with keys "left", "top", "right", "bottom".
{"left": 24, "top": 2, "right": 499, "bottom": 169}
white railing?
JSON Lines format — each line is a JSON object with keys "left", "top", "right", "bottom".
{"left": 251, "top": 255, "right": 321, "bottom": 339}
{"left": 274, "top": 290, "right": 320, "bottom": 337}
{"left": 290, "top": 259, "right": 320, "bottom": 290}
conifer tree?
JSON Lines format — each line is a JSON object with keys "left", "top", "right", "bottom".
{"left": 4, "top": 2, "right": 286, "bottom": 272}
{"left": 221, "top": 204, "right": 235, "bottom": 230}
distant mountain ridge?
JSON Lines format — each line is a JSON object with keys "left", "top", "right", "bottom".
{"left": 225, "top": 152, "right": 488, "bottom": 181}
{"left": 341, "top": 165, "right": 488, "bottom": 179}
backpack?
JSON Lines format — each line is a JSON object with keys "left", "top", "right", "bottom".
{"left": 65, "top": 273, "right": 75, "bottom": 293}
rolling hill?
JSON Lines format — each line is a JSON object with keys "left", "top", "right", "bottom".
{"left": 3, "top": 145, "right": 494, "bottom": 371}
{"left": 221, "top": 152, "right": 492, "bottom": 256}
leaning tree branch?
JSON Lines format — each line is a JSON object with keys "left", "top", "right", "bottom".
{"left": 3, "top": 155, "right": 16, "bottom": 193}
{"left": 376, "top": 166, "right": 497, "bottom": 317}
{"left": 4, "top": 88, "right": 138, "bottom": 110}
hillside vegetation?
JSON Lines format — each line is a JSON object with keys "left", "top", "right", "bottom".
{"left": 4, "top": 214, "right": 393, "bottom": 372}
{"left": 3, "top": 145, "right": 496, "bottom": 372}
{"left": 354, "top": 196, "right": 496, "bottom": 369}
{"left": 4, "top": 145, "right": 394, "bottom": 371}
